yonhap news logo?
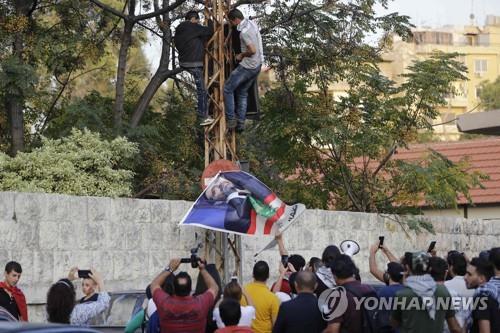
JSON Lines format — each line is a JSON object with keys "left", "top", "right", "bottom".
{"left": 318, "top": 287, "right": 349, "bottom": 321}
{"left": 318, "top": 286, "right": 490, "bottom": 320}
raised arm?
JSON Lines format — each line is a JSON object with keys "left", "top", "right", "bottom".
{"left": 272, "top": 263, "right": 288, "bottom": 293}
{"left": 151, "top": 258, "right": 180, "bottom": 293}
{"left": 381, "top": 244, "right": 398, "bottom": 263}
{"left": 275, "top": 231, "right": 288, "bottom": 257}
{"left": 369, "top": 243, "right": 385, "bottom": 283}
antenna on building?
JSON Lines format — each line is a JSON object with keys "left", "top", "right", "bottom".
{"left": 469, "top": 0, "right": 476, "bottom": 25}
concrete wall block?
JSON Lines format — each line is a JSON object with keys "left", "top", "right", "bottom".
{"left": 58, "top": 222, "right": 85, "bottom": 250}
{"left": 169, "top": 200, "right": 191, "bottom": 224}
{"left": 53, "top": 250, "right": 94, "bottom": 279}
{"left": 114, "top": 198, "right": 151, "bottom": 223}
{"left": 33, "top": 251, "right": 54, "bottom": 284}
{"left": 91, "top": 250, "right": 114, "bottom": 278}
{"left": 0, "top": 219, "right": 19, "bottom": 249}
{"left": 461, "top": 219, "right": 484, "bottom": 235}
{"left": 18, "top": 222, "right": 40, "bottom": 250}
{"left": 83, "top": 223, "right": 106, "bottom": 250}
{"left": 124, "top": 223, "right": 143, "bottom": 250}
{"left": 148, "top": 251, "right": 168, "bottom": 277}
{"left": 112, "top": 250, "right": 147, "bottom": 281}
{"left": 53, "top": 251, "right": 73, "bottom": 279}
{"left": 428, "top": 216, "right": 457, "bottom": 234}
{"left": 0, "top": 192, "right": 15, "bottom": 221}
{"left": 45, "top": 194, "right": 87, "bottom": 222}
{"left": 151, "top": 200, "right": 171, "bottom": 224}
{"left": 14, "top": 192, "right": 50, "bottom": 223}
{"left": 142, "top": 223, "right": 164, "bottom": 250}
{"left": 88, "top": 197, "right": 114, "bottom": 223}
{"left": 0, "top": 249, "right": 10, "bottom": 268}
{"left": 489, "top": 220, "right": 500, "bottom": 235}
{"left": 104, "top": 222, "right": 126, "bottom": 250}
{"left": 39, "top": 221, "right": 59, "bottom": 250}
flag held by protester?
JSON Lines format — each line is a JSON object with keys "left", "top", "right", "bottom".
{"left": 180, "top": 171, "right": 305, "bottom": 236}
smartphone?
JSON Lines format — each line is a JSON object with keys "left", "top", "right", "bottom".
{"left": 78, "top": 270, "right": 91, "bottom": 279}
{"left": 378, "top": 236, "right": 385, "bottom": 249}
{"left": 281, "top": 255, "right": 289, "bottom": 267}
{"left": 427, "top": 241, "right": 437, "bottom": 253}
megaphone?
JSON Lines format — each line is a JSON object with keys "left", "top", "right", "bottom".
{"left": 340, "top": 240, "right": 360, "bottom": 257}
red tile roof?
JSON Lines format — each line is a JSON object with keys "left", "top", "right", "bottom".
{"left": 395, "top": 137, "right": 500, "bottom": 205}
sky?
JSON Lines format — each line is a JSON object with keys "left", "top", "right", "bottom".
{"left": 143, "top": 0, "right": 500, "bottom": 71}
{"left": 377, "top": 0, "right": 500, "bottom": 28}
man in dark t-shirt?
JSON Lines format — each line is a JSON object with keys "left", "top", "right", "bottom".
{"left": 465, "top": 256, "right": 499, "bottom": 333}
{"left": 323, "top": 255, "right": 377, "bottom": 333}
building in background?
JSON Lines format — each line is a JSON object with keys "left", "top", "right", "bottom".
{"left": 380, "top": 15, "right": 500, "bottom": 140}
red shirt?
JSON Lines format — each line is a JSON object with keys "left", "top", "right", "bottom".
{"left": 153, "top": 288, "right": 215, "bottom": 333}
{"left": 215, "top": 326, "right": 254, "bottom": 333}
{"left": 271, "top": 278, "right": 291, "bottom": 295}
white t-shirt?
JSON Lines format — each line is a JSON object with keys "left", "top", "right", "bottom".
{"left": 444, "top": 277, "right": 474, "bottom": 332}
{"left": 146, "top": 298, "right": 157, "bottom": 318}
{"left": 213, "top": 305, "right": 256, "bottom": 328}
{"left": 445, "top": 276, "right": 474, "bottom": 298}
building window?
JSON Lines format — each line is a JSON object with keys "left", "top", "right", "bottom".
{"left": 475, "top": 86, "right": 482, "bottom": 99}
{"left": 474, "top": 59, "right": 487, "bottom": 76}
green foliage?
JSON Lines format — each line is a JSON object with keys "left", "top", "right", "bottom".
{"left": 44, "top": 89, "right": 203, "bottom": 200}
{"left": 0, "top": 56, "right": 37, "bottom": 99}
{"left": 0, "top": 129, "right": 139, "bottom": 197}
{"left": 479, "top": 76, "right": 500, "bottom": 110}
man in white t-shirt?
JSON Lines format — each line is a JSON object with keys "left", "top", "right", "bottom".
{"left": 224, "top": 8, "right": 263, "bottom": 132}
{"left": 213, "top": 280, "right": 255, "bottom": 328}
{"left": 445, "top": 252, "right": 474, "bottom": 332}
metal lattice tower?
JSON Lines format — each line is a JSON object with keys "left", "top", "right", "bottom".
{"left": 203, "top": 0, "right": 242, "bottom": 282}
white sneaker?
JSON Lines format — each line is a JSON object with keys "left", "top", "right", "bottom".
{"left": 200, "top": 117, "right": 215, "bottom": 126}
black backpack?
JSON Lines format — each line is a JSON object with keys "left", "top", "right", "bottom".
{"left": 342, "top": 284, "right": 380, "bottom": 333}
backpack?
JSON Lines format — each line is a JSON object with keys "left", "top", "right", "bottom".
{"left": 343, "top": 284, "right": 380, "bottom": 333}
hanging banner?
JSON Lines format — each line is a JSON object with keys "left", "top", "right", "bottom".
{"left": 179, "top": 171, "right": 305, "bottom": 236}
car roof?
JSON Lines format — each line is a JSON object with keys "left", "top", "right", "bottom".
{"left": 0, "top": 322, "right": 100, "bottom": 333}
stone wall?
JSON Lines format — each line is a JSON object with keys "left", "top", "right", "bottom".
{"left": 1, "top": 191, "right": 499, "bottom": 322}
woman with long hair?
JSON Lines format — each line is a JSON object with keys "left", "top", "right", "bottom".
{"left": 46, "top": 279, "right": 75, "bottom": 324}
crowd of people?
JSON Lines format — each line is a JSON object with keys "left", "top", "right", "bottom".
{"left": 0, "top": 233, "right": 499, "bottom": 333}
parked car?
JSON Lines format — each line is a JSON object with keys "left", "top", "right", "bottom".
{"left": 0, "top": 307, "right": 17, "bottom": 322}
{"left": 0, "top": 322, "right": 100, "bottom": 333}
{"left": 89, "top": 290, "right": 146, "bottom": 333}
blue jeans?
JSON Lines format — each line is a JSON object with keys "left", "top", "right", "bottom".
{"left": 184, "top": 67, "right": 208, "bottom": 119}
{"left": 224, "top": 65, "right": 261, "bottom": 124}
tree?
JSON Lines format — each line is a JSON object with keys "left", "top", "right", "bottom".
{"left": 0, "top": 0, "right": 115, "bottom": 155}
{"left": 240, "top": 50, "right": 486, "bottom": 214}
{"left": 479, "top": 77, "right": 500, "bottom": 110}
{"left": 0, "top": 129, "right": 139, "bottom": 197}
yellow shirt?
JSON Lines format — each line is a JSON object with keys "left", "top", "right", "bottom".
{"left": 241, "top": 281, "right": 280, "bottom": 333}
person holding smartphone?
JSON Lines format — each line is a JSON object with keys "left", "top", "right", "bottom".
{"left": 46, "top": 267, "right": 110, "bottom": 325}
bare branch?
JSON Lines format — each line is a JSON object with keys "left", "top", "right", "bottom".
{"left": 372, "top": 144, "right": 397, "bottom": 177}
{"left": 89, "top": 0, "right": 128, "bottom": 20}
{"left": 134, "top": 0, "right": 188, "bottom": 21}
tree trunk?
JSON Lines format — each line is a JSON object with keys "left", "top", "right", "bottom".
{"left": 7, "top": 2, "right": 30, "bottom": 156}
{"left": 130, "top": 67, "right": 182, "bottom": 128}
{"left": 130, "top": 25, "right": 178, "bottom": 128}
{"left": 113, "top": 20, "right": 134, "bottom": 133}
{"left": 6, "top": 99, "right": 24, "bottom": 156}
